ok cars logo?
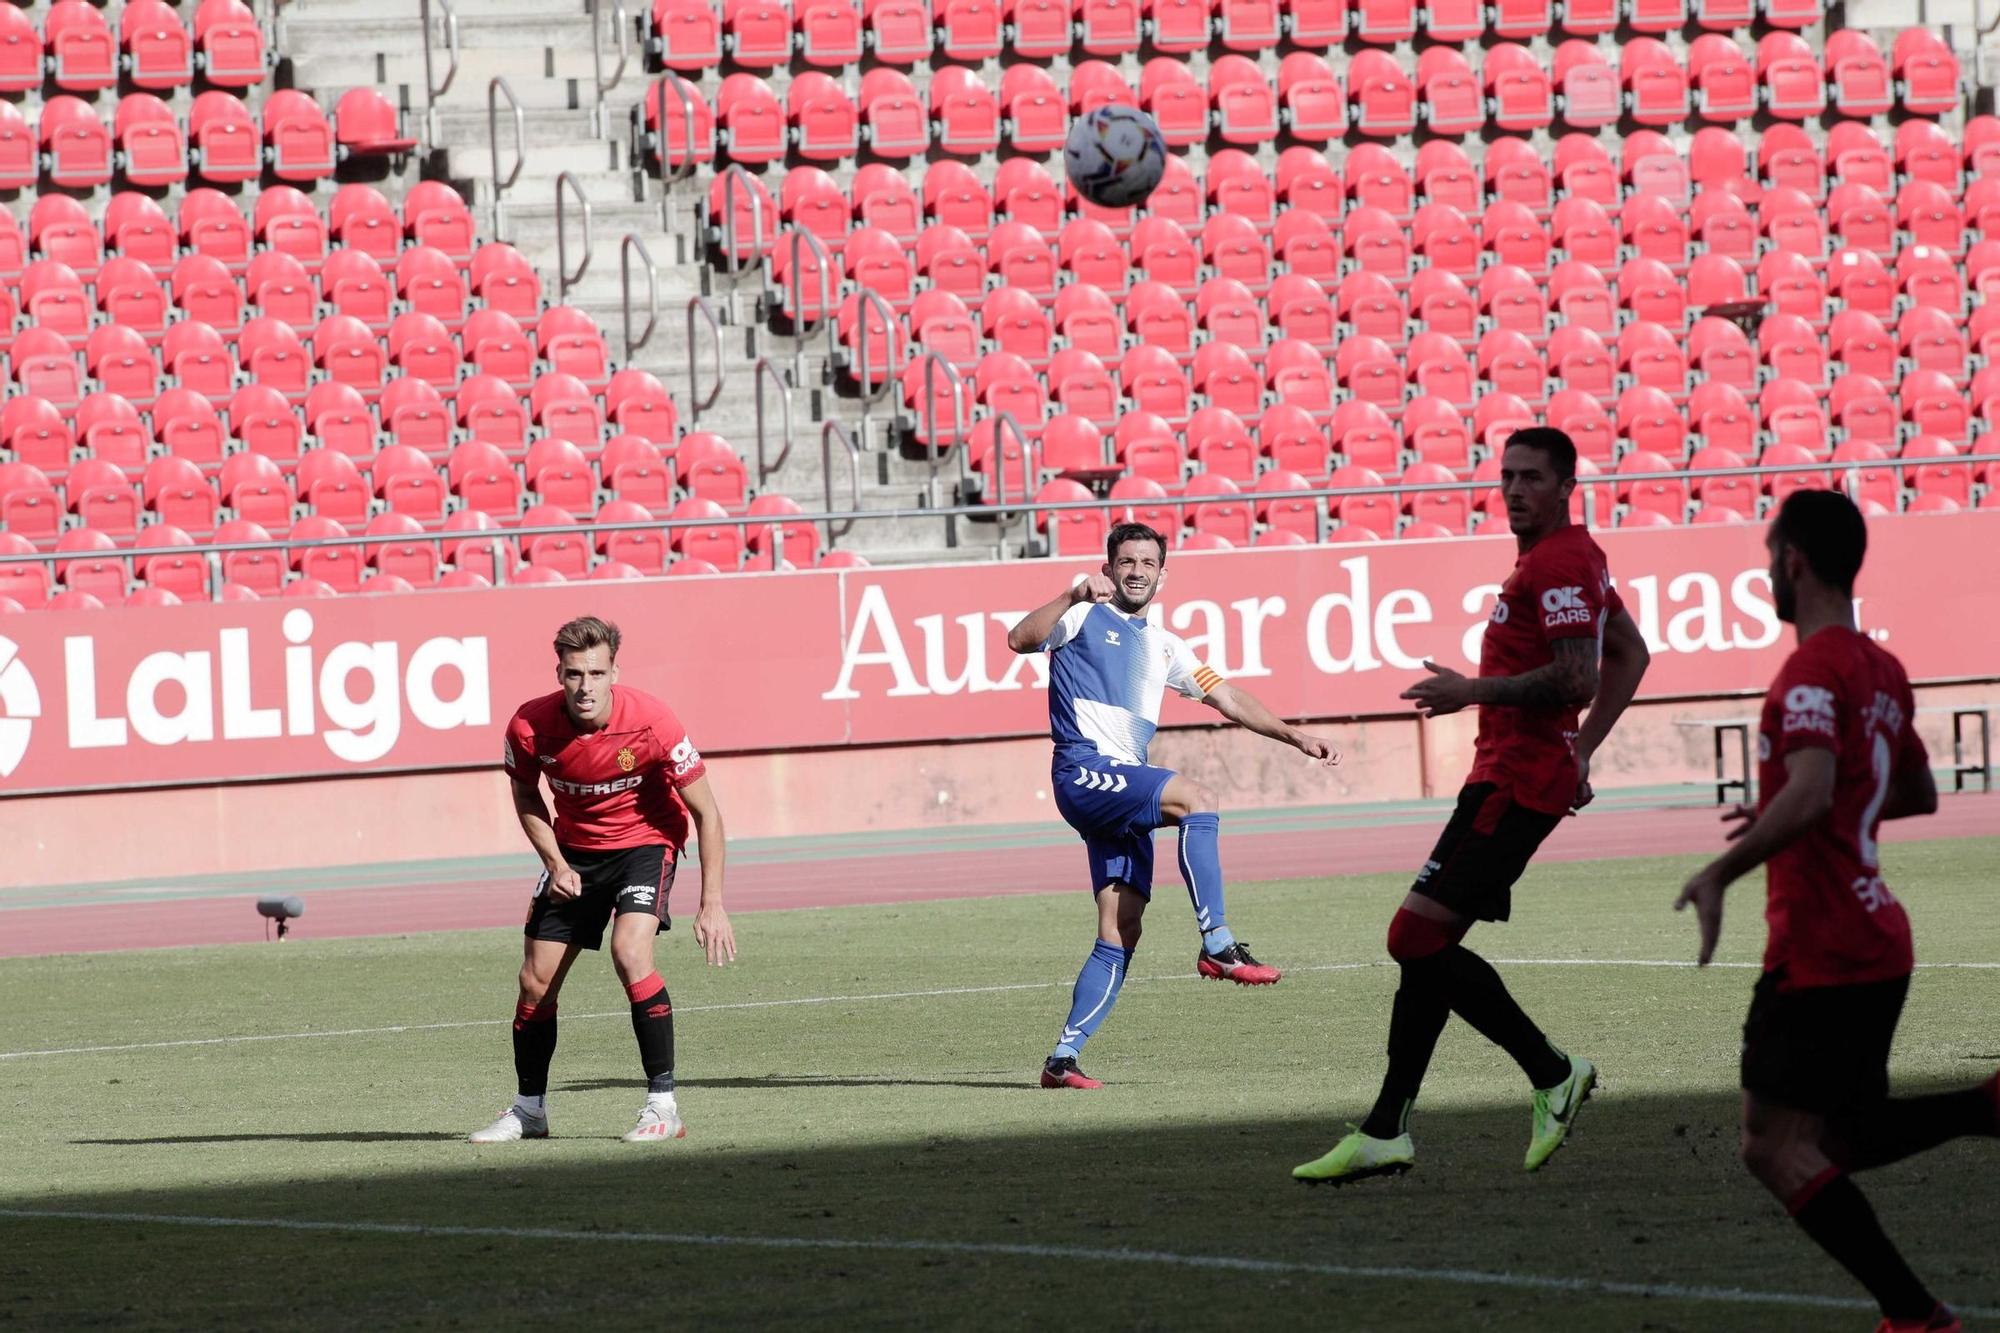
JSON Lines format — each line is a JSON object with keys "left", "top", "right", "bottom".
{"left": 1540, "top": 585, "right": 1592, "bottom": 628}
{"left": 0, "top": 637, "right": 41, "bottom": 777}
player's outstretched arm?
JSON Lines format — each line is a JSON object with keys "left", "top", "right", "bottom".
{"left": 512, "top": 776, "right": 580, "bottom": 899}
{"left": 1202, "top": 682, "right": 1340, "bottom": 764}
{"left": 1006, "top": 575, "right": 1114, "bottom": 653}
{"left": 1675, "top": 748, "right": 1836, "bottom": 964}
{"left": 1400, "top": 638, "right": 1599, "bottom": 718}
{"left": 679, "top": 775, "right": 736, "bottom": 965}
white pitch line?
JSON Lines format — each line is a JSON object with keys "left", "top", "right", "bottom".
{"left": 2, "top": 1208, "right": 1992, "bottom": 1319}
{"left": 3, "top": 958, "right": 1994, "bottom": 1062}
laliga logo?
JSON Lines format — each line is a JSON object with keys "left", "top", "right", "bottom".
{"left": 0, "top": 636, "right": 40, "bottom": 777}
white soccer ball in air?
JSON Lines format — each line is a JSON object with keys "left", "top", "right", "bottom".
{"left": 1063, "top": 105, "right": 1169, "bottom": 210}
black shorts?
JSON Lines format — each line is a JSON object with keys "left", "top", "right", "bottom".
{"left": 523, "top": 843, "right": 676, "bottom": 951}
{"left": 1740, "top": 970, "right": 1909, "bottom": 1117}
{"left": 1409, "top": 783, "right": 1563, "bottom": 923}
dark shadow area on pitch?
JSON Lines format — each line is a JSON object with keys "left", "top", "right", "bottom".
{"left": 556, "top": 1073, "right": 1044, "bottom": 1093}
{"left": 9, "top": 1084, "right": 1999, "bottom": 1332}
{"left": 71, "top": 1132, "right": 465, "bottom": 1145}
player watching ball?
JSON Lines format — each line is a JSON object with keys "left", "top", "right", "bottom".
{"left": 469, "top": 616, "right": 736, "bottom": 1145}
{"left": 1008, "top": 522, "right": 1341, "bottom": 1090}
{"left": 1296, "top": 426, "right": 1653, "bottom": 1184}
{"left": 1676, "top": 490, "right": 1998, "bottom": 1333}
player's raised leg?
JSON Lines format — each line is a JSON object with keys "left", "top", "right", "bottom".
{"left": 1044, "top": 883, "right": 1144, "bottom": 1089}
{"left": 611, "top": 902, "right": 684, "bottom": 1142}
{"left": 471, "top": 935, "right": 581, "bottom": 1142}
{"left": 1741, "top": 1093, "right": 1952, "bottom": 1331}
{"left": 1157, "top": 775, "right": 1280, "bottom": 986}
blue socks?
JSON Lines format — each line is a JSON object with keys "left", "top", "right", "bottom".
{"left": 1178, "top": 812, "right": 1235, "bottom": 955}
{"left": 1052, "top": 939, "right": 1132, "bottom": 1060}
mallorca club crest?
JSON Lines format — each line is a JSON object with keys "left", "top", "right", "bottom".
{"left": 616, "top": 746, "right": 637, "bottom": 772}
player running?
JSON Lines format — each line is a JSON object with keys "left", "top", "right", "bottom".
{"left": 469, "top": 616, "right": 736, "bottom": 1145}
{"left": 1295, "top": 427, "right": 1652, "bottom": 1183}
{"left": 1675, "top": 491, "right": 1996, "bottom": 1333}
{"left": 1008, "top": 521, "right": 1341, "bottom": 1090}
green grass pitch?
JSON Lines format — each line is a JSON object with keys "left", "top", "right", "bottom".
{"left": 3, "top": 837, "right": 1996, "bottom": 1331}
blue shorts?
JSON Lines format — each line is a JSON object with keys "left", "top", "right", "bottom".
{"left": 1051, "top": 754, "right": 1177, "bottom": 897}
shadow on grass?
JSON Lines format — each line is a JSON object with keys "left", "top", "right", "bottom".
{"left": 9, "top": 1086, "right": 1998, "bottom": 1332}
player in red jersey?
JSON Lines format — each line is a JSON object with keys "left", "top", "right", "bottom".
{"left": 1677, "top": 491, "right": 1996, "bottom": 1333}
{"left": 1295, "top": 427, "right": 1653, "bottom": 1184}
{"left": 469, "top": 616, "right": 736, "bottom": 1145}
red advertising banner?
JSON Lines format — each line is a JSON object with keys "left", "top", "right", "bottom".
{"left": 0, "top": 512, "right": 1993, "bottom": 796}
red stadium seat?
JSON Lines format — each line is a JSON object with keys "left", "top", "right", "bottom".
{"left": 194, "top": 0, "right": 267, "bottom": 86}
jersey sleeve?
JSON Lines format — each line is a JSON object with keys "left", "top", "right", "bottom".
{"left": 650, "top": 706, "right": 709, "bottom": 790}
{"left": 1164, "top": 632, "right": 1225, "bottom": 702}
{"left": 502, "top": 710, "right": 537, "bottom": 779}
{"left": 1529, "top": 546, "right": 1613, "bottom": 642}
{"left": 1770, "top": 651, "right": 1843, "bottom": 761}
{"left": 1895, "top": 674, "right": 1930, "bottom": 776}
{"left": 1040, "top": 600, "right": 1094, "bottom": 652}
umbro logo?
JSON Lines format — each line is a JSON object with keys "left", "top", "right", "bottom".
{"left": 645, "top": 1003, "right": 671, "bottom": 1019}
{"left": 1104, "top": 630, "right": 1120, "bottom": 645}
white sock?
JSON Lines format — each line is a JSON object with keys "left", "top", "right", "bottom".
{"left": 645, "top": 1090, "right": 676, "bottom": 1109}
{"left": 514, "top": 1094, "right": 546, "bottom": 1116}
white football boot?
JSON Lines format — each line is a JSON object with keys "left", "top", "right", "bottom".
{"left": 468, "top": 1103, "right": 549, "bottom": 1143}
{"left": 623, "top": 1095, "right": 687, "bottom": 1143}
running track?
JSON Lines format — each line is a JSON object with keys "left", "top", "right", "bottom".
{"left": 3, "top": 795, "right": 1993, "bottom": 959}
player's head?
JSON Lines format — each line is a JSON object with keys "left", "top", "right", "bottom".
{"left": 553, "top": 616, "right": 621, "bottom": 726}
{"left": 1767, "top": 489, "right": 1867, "bottom": 623}
{"left": 1103, "top": 522, "right": 1167, "bottom": 613}
{"left": 1499, "top": 427, "right": 1578, "bottom": 539}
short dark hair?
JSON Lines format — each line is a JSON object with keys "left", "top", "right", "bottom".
{"left": 554, "top": 616, "right": 621, "bottom": 661}
{"left": 1503, "top": 426, "right": 1578, "bottom": 482}
{"left": 1106, "top": 521, "right": 1167, "bottom": 564}
{"left": 1771, "top": 489, "right": 1867, "bottom": 594}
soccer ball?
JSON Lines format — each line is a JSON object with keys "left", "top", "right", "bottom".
{"left": 1063, "top": 105, "right": 1168, "bottom": 210}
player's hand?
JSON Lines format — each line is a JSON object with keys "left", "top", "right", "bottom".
{"left": 548, "top": 866, "right": 583, "bottom": 901}
{"left": 1720, "top": 804, "right": 1757, "bottom": 842}
{"left": 1399, "top": 660, "right": 1476, "bottom": 718}
{"left": 1570, "top": 752, "right": 1594, "bottom": 813}
{"left": 1293, "top": 732, "right": 1341, "bottom": 766}
{"left": 1072, "top": 573, "right": 1116, "bottom": 604}
{"left": 1674, "top": 866, "right": 1727, "bottom": 966}
{"left": 693, "top": 901, "right": 736, "bottom": 966}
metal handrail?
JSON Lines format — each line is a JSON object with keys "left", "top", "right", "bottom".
{"left": 987, "top": 410, "right": 1032, "bottom": 558}
{"left": 12, "top": 455, "right": 1998, "bottom": 587}
{"left": 486, "top": 76, "right": 525, "bottom": 241}
{"left": 851, "top": 288, "right": 900, "bottom": 453}
{"left": 620, "top": 232, "right": 660, "bottom": 359}
{"left": 686, "top": 295, "right": 724, "bottom": 423}
{"left": 649, "top": 75, "right": 700, "bottom": 234}
{"left": 913, "top": 351, "right": 967, "bottom": 506}
{"left": 753, "top": 358, "right": 793, "bottom": 483}
{"left": 717, "top": 164, "right": 767, "bottom": 326}
{"left": 419, "top": 0, "right": 459, "bottom": 143}
{"left": 590, "top": 0, "right": 629, "bottom": 137}
{"left": 555, "top": 172, "right": 594, "bottom": 300}
{"left": 782, "top": 226, "right": 835, "bottom": 387}
{"left": 822, "top": 420, "right": 862, "bottom": 547}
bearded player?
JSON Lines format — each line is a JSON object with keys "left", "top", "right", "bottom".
{"left": 1676, "top": 491, "right": 1997, "bottom": 1333}
{"left": 469, "top": 616, "right": 736, "bottom": 1145}
{"left": 1007, "top": 522, "right": 1341, "bottom": 1090}
{"left": 1296, "top": 426, "right": 1653, "bottom": 1183}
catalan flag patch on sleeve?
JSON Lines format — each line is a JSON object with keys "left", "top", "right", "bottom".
{"left": 1193, "top": 665, "right": 1225, "bottom": 694}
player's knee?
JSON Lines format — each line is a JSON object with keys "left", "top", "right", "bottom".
{"left": 1738, "top": 1127, "right": 1785, "bottom": 1184}
{"left": 1386, "top": 908, "right": 1455, "bottom": 963}
{"left": 611, "top": 945, "right": 653, "bottom": 983}
{"left": 1183, "top": 783, "right": 1218, "bottom": 816}
{"left": 517, "top": 965, "right": 552, "bottom": 1006}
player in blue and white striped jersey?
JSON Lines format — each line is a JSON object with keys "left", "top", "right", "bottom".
{"left": 1006, "top": 522, "right": 1342, "bottom": 1089}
